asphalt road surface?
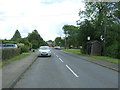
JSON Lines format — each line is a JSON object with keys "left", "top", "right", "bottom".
{"left": 14, "top": 49, "right": 118, "bottom": 88}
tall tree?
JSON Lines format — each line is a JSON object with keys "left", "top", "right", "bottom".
{"left": 54, "top": 37, "right": 64, "bottom": 46}
{"left": 78, "top": 1, "right": 120, "bottom": 58}
{"left": 62, "top": 25, "right": 79, "bottom": 48}
{"left": 77, "top": 19, "right": 95, "bottom": 53}
{"left": 11, "top": 30, "right": 21, "bottom": 41}
{"left": 18, "top": 38, "right": 31, "bottom": 46}
{"left": 27, "top": 30, "right": 45, "bottom": 49}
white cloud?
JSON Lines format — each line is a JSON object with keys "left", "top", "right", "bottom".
{"left": 0, "top": 0, "right": 85, "bottom": 41}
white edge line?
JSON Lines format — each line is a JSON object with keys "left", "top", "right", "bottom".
{"left": 66, "top": 65, "right": 78, "bottom": 77}
{"left": 59, "top": 58, "right": 64, "bottom": 62}
{"left": 56, "top": 55, "right": 58, "bottom": 57}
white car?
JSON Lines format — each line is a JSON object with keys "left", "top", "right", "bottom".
{"left": 54, "top": 46, "right": 61, "bottom": 50}
{"left": 38, "top": 46, "right": 51, "bottom": 57}
{"left": 2, "top": 44, "right": 18, "bottom": 48}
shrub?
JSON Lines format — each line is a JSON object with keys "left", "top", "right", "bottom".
{"left": 2, "top": 48, "right": 20, "bottom": 61}
{"left": 2, "top": 40, "right": 17, "bottom": 44}
{"left": 105, "top": 41, "right": 119, "bottom": 58}
{"left": 21, "top": 45, "right": 29, "bottom": 53}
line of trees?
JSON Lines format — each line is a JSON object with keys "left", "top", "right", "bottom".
{"left": 55, "top": 1, "right": 120, "bottom": 58}
{"left": 2, "top": 29, "right": 46, "bottom": 52}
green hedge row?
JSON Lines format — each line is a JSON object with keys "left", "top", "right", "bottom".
{"left": 105, "top": 41, "right": 120, "bottom": 59}
{"left": 2, "top": 48, "right": 21, "bottom": 61}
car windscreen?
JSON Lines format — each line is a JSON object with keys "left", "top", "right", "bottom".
{"left": 40, "top": 47, "right": 49, "bottom": 50}
{"left": 3, "top": 44, "right": 15, "bottom": 47}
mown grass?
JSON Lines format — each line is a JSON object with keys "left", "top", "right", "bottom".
{"left": 0, "top": 62, "right": 2, "bottom": 67}
{"left": 0, "top": 54, "right": 29, "bottom": 67}
{"left": 91, "top": 56, "right": 119, "bottom": 64}
{"left": 27, "top": 51, "right": 35, "bottom": 53}
{"left": 63, "top": 49, "right": 119, "bottom": 64}
{"left": 63, "top": 49, "right": 82, "bottom": 55}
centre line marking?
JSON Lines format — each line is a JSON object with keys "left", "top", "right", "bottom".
{"left": 66, "top": 65, "right": 78, "bottom": 78}
{"left": 59, "top": 58, "right": 64, "bottom": 62}
{"left": 56, "top": 55, "right": 58, "bottom": 57}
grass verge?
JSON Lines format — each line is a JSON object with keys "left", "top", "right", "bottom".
{"left": 63, "top": 49, "right": 82, "bottom": 55}
{"left": 0, "top": 54, "right": 29, "bottom": 67}
{"left": 0, "top": 62, "right": 2, "bottom": 67}
{"left": 91, "top": 56, "right": 119, "bottom": 64}
{"left": 63, "top": 49, "right": 119, "bottom": 64}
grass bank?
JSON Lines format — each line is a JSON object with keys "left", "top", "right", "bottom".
{"left": 63, "top": 49, "right": 119, "bottom": 64}
{"left": 0, "top": 54, "right": 29, "bottom": 67}
{"left": 91, "top": 56, "right": 119, "bottom": 64}
{"left": 63, "top": 49, "right": 82, "bottom": 55}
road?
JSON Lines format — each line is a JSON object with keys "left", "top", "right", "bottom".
{"left": 14, "top": 49, "right": 118, "bottom": 88}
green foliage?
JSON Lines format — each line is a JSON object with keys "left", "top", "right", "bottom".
{"left": 77, "top": 2, "right": 120, "bottom": 58}
{"left": 64, "top": 49, "right": 81, "bottom": 55}
{"left": 91, "top": 56, "right": 119, "bottom": 64}
{"left": 62, "top": 25, "right": 79, "bottom": 48}
{"left": 60, "top": 2, "right": 120, "bottom": 58}
{"left": 105, "top": 41, "right": 119, "bottom": 58}
{"left": 17, "top": 43, "right": 24, "bottom": 48}
{"left": 21, "top": 45, "right": 29, "bottom": 53}
{"left": 55, "top": 37, "right": 64, "bottom": 46}
{"left": 11, "top": 30, "right": 21, "bottom": 41}
{"left": 18, "top": 38, "right": 31, "bottom": 46}
{"left": 27, "top": 30, "right": 45, "bottom": 49}
{"left": 2, "top": 40, "right": 17, "bottom": 44}
{"left": 2, "top": 48, "right": 20, "bottom": 60}
{"left": 31, "top": 40, "right": 39, "bottom": 49}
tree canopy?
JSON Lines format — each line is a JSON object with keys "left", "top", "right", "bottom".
{"left": 60, "top": 1, "right": 120, "bottom": 58}
{"left": 27, "top": 30, "right": 46, "bottom": 49}
{"left": 11, "top": 30, "right": 21, "bottom": 41}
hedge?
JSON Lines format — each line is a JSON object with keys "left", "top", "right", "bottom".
{"left": 105, "top": 41, "right": 119, "bottom": 58}
{"left": 21, "top": 45, "right": 29, "bottom": 53}
{"left": 2, "top": 48, "right": 21, "bottom": 61}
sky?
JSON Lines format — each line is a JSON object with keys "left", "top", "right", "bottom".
{"left": 0, "top": 0, "right": 85, "bottom": 41}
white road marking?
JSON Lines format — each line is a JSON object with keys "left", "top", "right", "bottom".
{"left": 66, "top": 65, "right": 79, "bottom": 78}
{"left": 56, "top": 55, "right": 58, "bottom": 57}
{"left": 59, "top": 58, "right": 64, "bottom": 62}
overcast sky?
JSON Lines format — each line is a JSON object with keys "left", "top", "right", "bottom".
{"left": 0, "top": 0, "right": 85, "bottom": 41}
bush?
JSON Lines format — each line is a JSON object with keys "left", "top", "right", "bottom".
{"left": 2, "top": 40, "right": 17, "bottom": 44}
{"left": 118, "top": 44, "right": 120, "bottom": 59}
{"left": 105, "top": 41, "right": 119, "bottom": 58}
{"left": 2, "top": 48, "right": 20, "bottom": 61}
{"left": 21, "top": 45, "right": 29, "bottom": 53}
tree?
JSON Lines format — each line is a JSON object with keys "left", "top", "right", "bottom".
{"left": 11, "top": 30, "right": 21, "bottom": 41}
{"left": 62, "top": 25, "right": 79, "bottom": 48}
{"left": 27, "top": 30, "right": 45, "bottom": 49}
{"left": 78, "top": 1, "right": 120, "bottom": 58}
{"left": 77, "top": 19, "right": 95, "bottom": 53}
{"left": 18, "top": 38, "right": 31, "bottom": 46}
{"left": 54, "top": 37, "right": 64, "bottom": 46}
